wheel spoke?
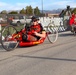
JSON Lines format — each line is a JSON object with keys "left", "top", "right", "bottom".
{"left": 47, "top": 23, "right": 58, "bottom": 43}
{"left": 1, "top": 25, "right": 19, "bottom": 51}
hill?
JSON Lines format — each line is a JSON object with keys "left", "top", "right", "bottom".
{"left": 42, "top": 9, "right": 62, "bottom": 14}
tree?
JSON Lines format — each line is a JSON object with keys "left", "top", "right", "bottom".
{"left": 34, "top": 7, "right": 40, "bottom": 16}
{"left": 20, "top": 8, "right": 26, "bottom": 14}
{"left": 1, "top": 10, "right": 7, "bottom": 14}
{"left": 71, "top": 8, "right": 76, "bottom": 14}
{"left": 25, "top": 5, "right": 33, "bottom": 15}
{"left": 8, "top": 11, "right": 18, "bottom": 14}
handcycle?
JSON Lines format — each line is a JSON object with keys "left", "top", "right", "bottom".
{"left": 1, "top": 22, "right": 58, "bottom": 51}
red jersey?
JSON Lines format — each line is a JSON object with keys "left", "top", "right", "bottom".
{"left": 27, "top": 24, "right": 43, "bottom": 35}
{"left": 69, "top": 14, "right": 76, "bottom": 25}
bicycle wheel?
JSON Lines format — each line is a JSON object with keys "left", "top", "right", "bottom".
{"left": 47, "top": 23, "right": 58, "bottom": 43}
{"left": 73, "top": 27, "right": 76, "bottom": 36}
{"left": 1, "top": 25, "right": 19, "bottom": 51}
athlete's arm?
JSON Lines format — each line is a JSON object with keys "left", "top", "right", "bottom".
{"left": 34, "top": 31, "right": 46, "bottom": 38}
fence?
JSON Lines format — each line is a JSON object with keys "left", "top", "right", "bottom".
{"left": 40, "top": 17, "right": 65, "bottom": 32}
{"left": 0, "top": 16, "right": 66, "bottom": 32}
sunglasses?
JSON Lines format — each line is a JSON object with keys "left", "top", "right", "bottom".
{"left": 33, "top": 20, "right": 37, "bottom": 22}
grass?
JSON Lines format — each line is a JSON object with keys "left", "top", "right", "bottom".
{"left": 0, "top": 24, "right": 25, "bottom": 37}
{"left": 1, "top": 24, "right": 24, "bottom": 31}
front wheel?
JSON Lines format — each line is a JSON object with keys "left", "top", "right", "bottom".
{"left": 1, "top": 25, "right": 19, "bottom": 51}
{"left": 47, "top": 23, "right": 58, "bottom": 43}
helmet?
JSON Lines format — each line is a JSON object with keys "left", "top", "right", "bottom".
{"left": 31, "top": 16, "right": 39, "bottom": 22}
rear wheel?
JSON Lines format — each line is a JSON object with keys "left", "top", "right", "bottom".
{"left": 1, "top": 25, "right": 19, "bottom": 51}
{"left": 47, "top": 23, "right": 58, "bottom": 43}
{"left": 73, "top": 27, "right": 76, "bottom": 36}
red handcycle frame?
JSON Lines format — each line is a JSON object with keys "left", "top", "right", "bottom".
{"left": 1, "top": 24, "right": 58, "bottom": 51}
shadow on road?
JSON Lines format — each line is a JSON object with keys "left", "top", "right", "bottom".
{"left": 59, "top": 31, "right": 74, "bottom": 37}
{"left": 18, "top": 55, "right": 76, "bottom": 62}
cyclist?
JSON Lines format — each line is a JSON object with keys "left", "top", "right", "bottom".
{"left": 69, "top": 13, "right": 76, "bottom": 32}
{"left": 22, "top": 16, "right": 46, "bottom": 42}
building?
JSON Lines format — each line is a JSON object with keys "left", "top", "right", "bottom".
{"left": 48, "top": 13, "right": 59, "bottom": 18}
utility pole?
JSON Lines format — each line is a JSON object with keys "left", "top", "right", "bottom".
{"left": 41, "top": 0, "right": 44, "bottom": 21}
{"left": 33, "top": 8, "right": 34, "bottom": 16}
{"left": 42, "top": 0, "right": 43, "bottom": 15}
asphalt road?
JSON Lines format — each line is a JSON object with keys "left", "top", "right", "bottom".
{"left": 0, "top": 31, "right": 76, "bottom": 75}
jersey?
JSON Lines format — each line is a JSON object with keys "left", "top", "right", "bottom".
{"left": 22, "top": 23, "right": 45, "bottom": 41}
{"left": 27, "top": 23, "right": 44, "bottom": 40}
{"left": 27, "top": 23, "right": 44, "bottom": 35}
{"left": 69, "top": 14, "right": 76, "bottom": 25}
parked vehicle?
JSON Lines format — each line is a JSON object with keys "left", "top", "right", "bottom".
{"left": 0, "top": 17, "right": 6, "bottom": 23}
{"left": 8, "top": 15, "right": 31, "bottom": 26}
{"left": 0, "top": 18, "right": 3, "bottom": 22}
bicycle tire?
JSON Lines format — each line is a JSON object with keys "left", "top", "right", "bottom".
{"left": 1, "top": 25, "right": 19, "bottom": 51}
{"left": 47, "top": 23, "right": 58, "bottom": 43}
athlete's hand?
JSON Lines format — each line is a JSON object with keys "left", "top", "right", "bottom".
{"left": 34, "top": 32, "right": 38, "bottom": 35}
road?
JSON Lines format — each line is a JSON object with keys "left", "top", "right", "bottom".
{"left": 0, "top": 31, "right": 76, "bottom": 75}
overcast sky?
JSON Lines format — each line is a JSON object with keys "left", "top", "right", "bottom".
{"left": 0, "top": 0, "right": 76, "bottom": 11}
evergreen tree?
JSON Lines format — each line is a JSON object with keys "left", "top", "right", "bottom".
{"left": 8, "top": 11, "right": 18, "bottom": 14}
{"left": 71, "top": 8, "right": 76, "bottom": 14}
{"left": 20, "top": 8, "right": 26, "bottom": 14}
{"left": 34, "top": 7, "right": 40, "bottom": 16}
{"left": 25, "top": 5, "right": 33, "bottom": 15}
{"left": 1, "top": 10, "right": 7, "bottom": 14}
